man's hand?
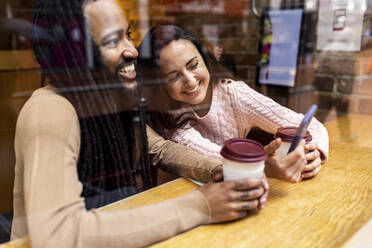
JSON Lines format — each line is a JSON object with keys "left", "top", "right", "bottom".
{"left": 212, "top": 167, "right": 268, "bottom": 209}
{"left": 264, "top": 138, "right": 306, "bottom": 183}
{"left": 198, "top": 177, "right": 267, "bottom": 223}
{"left": 259, "top": 174, "right": 269, "bottom": 209}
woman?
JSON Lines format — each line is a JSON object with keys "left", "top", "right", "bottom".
{"left": 138, "top": 24, "right": 329, "bottom": 183}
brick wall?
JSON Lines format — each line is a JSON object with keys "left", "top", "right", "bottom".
{"left": 315, "top": 49, "right": 372, "bottom": 122}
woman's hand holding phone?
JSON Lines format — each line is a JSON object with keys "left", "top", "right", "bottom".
{"left": 264, "top": 138, "right": 307, "bottom": 183}
{"left": 302, "top": 141, "right": 322, "bottom": 179}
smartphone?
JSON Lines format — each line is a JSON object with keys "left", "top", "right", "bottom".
{"left": 287, "top": 104, "right": 318, "bottom": 154}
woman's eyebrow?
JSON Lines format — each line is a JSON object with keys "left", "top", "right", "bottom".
{"left": 165, "top": 70, "right": 177, "bottom": 77}
{"left": 164, "top": 56, "right": 198, "bottom": 76}
{"left": 186, "top": 56, "right": 197, "bottom": 66}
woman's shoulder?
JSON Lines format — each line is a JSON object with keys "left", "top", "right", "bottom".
{"left": 217, "top": 78, "right": 251, "bottom": 87}
{"left": 216, "top": 78, "right": 255, "bottom": 94}
{"left": 214, "top": 78, "right": 272, "bottom": 109}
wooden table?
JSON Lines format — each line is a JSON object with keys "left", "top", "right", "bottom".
{"left": 2, "top": 114, "right": 372, "bottom": 248}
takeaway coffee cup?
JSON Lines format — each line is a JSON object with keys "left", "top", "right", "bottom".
{"left": 220, "top": 138, "right": 267, "bottom": 181}
{"left": 274, "top": 127, "right": 312, "bottom": 157}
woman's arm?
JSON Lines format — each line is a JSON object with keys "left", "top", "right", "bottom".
{"left": 230, "top": 81, "right": 329, "bottom": 161}
{"left": 226, "top": 81, "right": 327, "bottom": 181}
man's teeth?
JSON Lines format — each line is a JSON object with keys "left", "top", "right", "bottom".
{"left": 120, "top": 64, "right": 135, "bottom": 74}
{"left": 186, "top": 85, "right": 199, "bottom": 94}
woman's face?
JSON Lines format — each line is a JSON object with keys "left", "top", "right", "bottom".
{"left": 159, "top": 39, "right": 210, "bottom": 106}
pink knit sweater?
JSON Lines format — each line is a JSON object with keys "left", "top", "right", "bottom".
{"left": 170, "top": 79, "right": 329, "bottom": 161}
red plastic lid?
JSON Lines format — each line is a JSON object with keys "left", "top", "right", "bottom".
{"left": 274, "top": 127, "right": 312, "bottom": 142}
{"left": 220, "top": 138, "right": 267, "bottom": 163}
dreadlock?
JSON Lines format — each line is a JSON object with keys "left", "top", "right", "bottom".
{"left": 31, "top": 0, "right": 155, "bottom": 209}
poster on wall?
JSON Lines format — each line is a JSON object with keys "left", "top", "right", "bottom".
{"left": 316, "top": 0, "right": 366, "bottom": 51}
{"left": 257, "top": 8, "right": 303, "bottom": 87}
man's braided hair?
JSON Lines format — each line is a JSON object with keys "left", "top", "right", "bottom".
{"left": 31, "top": 0, "right": 155, "bottom": 209}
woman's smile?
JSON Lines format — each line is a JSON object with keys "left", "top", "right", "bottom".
{"left": 183, "top": 82, "right": 201, "bottom": 96}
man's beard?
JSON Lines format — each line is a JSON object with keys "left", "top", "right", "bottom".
{"left": 118, "top": 76, "right": 143, "bottom": 103}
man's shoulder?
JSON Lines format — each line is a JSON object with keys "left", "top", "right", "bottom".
{"left": 31, "top": 84, "right": 59, "bottom": 98}
{"left": 18, "top": 85, "right": 78, "bottom": 128}
{"left": 24, "top": 85, "right": 74, "bottom": 112}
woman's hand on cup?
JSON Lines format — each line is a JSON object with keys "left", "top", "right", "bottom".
{"left": 302, "top": 141, "right": 322, "bottom": 179}
{"left": 264, "top": 138, "right": 306, "bottom": 182}
{"left": 198, "top": 177, "right": 267, "bottom": 223}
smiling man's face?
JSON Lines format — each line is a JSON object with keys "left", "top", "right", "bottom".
{"left": 84, "top": 0, "right": 138, "bottom": 89}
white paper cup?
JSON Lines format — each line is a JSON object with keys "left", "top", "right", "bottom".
{"left": 275, "top": 141, "right": 292, "bottom": 157}
{"left": 274, "top": 127, "right": 312, "bottom": 157}
{"left": 220, "top": 138, "right": 267, "bottom": 181}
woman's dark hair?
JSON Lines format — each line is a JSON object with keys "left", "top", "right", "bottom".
{"left": 138, "top": 24, "right": 233, "bottom": 137}
{"left": 31, "top": 0, "right": 155, "bottom": 209}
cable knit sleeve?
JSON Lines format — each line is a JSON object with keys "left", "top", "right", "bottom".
{"left": 171, "top": 125, "right": 223, "bottom": 162}
{"left": 228, "top": 81, "right": 329, "bottom": 161}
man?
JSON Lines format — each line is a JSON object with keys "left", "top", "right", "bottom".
{"left": 11, "top": 0, "right": 268, "bottom": 247}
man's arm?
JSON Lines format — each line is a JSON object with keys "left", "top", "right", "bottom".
{"left": 14, "top": 93, "right": 211, "bottom": 248}
{"left": 147, "top": 125, "right": 222, "bottom": 183}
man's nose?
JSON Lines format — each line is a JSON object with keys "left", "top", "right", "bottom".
{"left": 121, "top": 41, "right": 138, "bottom": 58}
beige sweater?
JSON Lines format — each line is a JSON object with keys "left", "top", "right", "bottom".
{"left": 11, "top": 86, "right": 220, "bottom": 248}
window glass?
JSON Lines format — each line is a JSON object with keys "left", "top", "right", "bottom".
{"left": 1, "top": 0, "right": 372, "bottom": 245}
